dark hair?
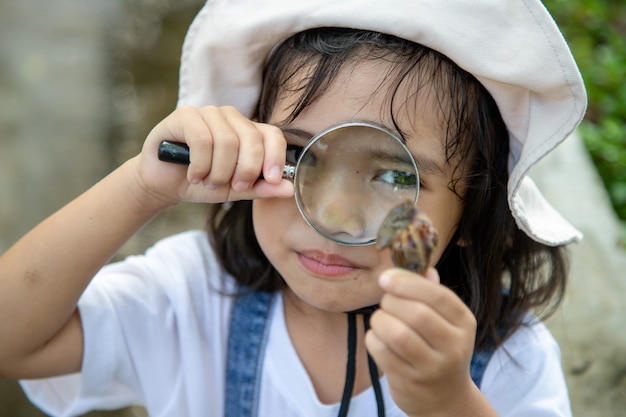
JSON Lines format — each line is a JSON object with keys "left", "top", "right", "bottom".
{"left": 207, "top": 28, "right": 568, "bottom": 350}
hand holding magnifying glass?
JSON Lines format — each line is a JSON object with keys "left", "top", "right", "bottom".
{"left": 158, "top": 121, "right": 420, "bottom": 246}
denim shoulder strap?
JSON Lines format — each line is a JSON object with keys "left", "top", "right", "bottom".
{"left": 470, "top": 347, "right": 495, "bottom": 388}
{"left": 224, "top": 289, "right": 275, "bottom": 417}
{"left": 224, "top": 288, "right": 494, "bottom": 417}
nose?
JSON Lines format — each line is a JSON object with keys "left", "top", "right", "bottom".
{"left": 315, "top": 194, "right": 367, "bottom": 239}
{"left": 298, "top": 175, "right": 373, "bottom": 243}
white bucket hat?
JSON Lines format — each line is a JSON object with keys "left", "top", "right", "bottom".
{"left": 177, "top": 0, "right": 587, "bottom": 246}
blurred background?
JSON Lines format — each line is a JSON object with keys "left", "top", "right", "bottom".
{"left": 0, "top": 0, "right": 624, "bottom": 416}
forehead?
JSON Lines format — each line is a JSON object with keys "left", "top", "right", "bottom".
{"left": 270, "top": 58, "right": 455, "bottom": 171}
{"left": 273, "top": 57, "right": 446, "bottom": 136}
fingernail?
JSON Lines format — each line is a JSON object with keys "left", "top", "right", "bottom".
{"left": 267, "top": 165, "right": 281, "bottom": 181}
{"left": 379, "top": 272, "right": 391, "bottom": 289}
{"left": 233, "top": 181, "right": 251, "bottom": 191}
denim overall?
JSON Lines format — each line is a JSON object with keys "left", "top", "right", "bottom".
{"left": 224, "top": 289, "right": 495, "bottom": 417}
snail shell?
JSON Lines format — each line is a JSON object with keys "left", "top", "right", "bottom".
{"left": 376, "top": 201, "right": 439, "bottom": 274}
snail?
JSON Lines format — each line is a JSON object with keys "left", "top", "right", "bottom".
{"left": 376, "top": 201, "right": 439, "bottom": 274}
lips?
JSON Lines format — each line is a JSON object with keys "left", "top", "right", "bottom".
{"left": 296, "top": 249, "right": 361, "bottom": 277}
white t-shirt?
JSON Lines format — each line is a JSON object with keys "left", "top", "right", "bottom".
{"left": 20, "top": 230, "right": 572, "bottom": 417}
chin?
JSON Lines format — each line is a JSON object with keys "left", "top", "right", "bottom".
{"left": 297, "top": 291, "right": 382, "bottom": 314}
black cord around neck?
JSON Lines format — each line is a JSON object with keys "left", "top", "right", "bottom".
{"left": 363, "top": 313, "right": 385, "bottom": 417}
{"left": 337, "top": 312, "right": 357, "bottom": 417}
{"left": 337, "top": 308, "right": 385, "bottom": 417}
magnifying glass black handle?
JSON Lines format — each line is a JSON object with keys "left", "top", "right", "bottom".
{"left": 157, "top": 140, "right": 296, "bottom": 179}
{"left": 158, "top": 140, "right": 190, "bottom": 165}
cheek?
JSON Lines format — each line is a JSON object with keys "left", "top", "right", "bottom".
{"left": 253, "top": 200, "right": 283, "bottom": 243}
{"left": 418, "top": 195, "right": 464, "bottom": 264}
{"left": 252, "top": 198, "right": 300, "bottom": 250}
{"left": 377, "top": 249, "right": 396, "bottom": 270}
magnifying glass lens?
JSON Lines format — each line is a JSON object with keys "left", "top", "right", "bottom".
{"left": 294, "top": 122, "right": 419, "bottom": 246}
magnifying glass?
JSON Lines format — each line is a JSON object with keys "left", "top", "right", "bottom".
{"left": 158, "top": 121, "right": 419, "bottom": 246}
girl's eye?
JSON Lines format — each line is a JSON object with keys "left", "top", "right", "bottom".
{"left": 286, "top": 145, "right": 304, "bottom": 165}
{"left": 375, "top": 170, "right": 418, "bottom": 188}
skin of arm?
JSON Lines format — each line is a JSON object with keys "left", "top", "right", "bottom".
{"left": 0, "top": 105, "right": 292, "bottom": 380}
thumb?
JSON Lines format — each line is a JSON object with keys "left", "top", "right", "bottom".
{"left": 228, "top": 178, "right": 294, "bottom": 201}
{"left": 423, "top": 267, "right": 440, "bottom": 284}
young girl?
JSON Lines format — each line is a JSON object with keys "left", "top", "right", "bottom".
{"left": 0, "top": 0, "right": 586, "bottom": 416}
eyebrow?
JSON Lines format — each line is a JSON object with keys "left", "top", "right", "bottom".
{"left": 364, "top": 147, "right": 415, "bottom": 166}
{"left": 412, "top": 154, "right": 446, "bottom": 176}
{"left": 366, "top": 148, "right": 445, "bottom": 176}
{"left": 278, "top": 126, "right": 314, "bottom": 144}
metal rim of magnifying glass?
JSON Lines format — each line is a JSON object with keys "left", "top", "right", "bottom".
{"left": 292, "top": 120, "right": 420, "bottom": 246}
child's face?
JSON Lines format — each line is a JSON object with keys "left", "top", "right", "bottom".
{"left": 253, "top": 59, "right": 465, "bottom": 313}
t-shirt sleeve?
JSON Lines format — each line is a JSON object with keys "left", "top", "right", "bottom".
{"left": 20, "top": 230, "right": 234, "bottom": 417}
{"left": 481, "top": 319, "right": 572, "bottom": 417}
{"left": 19, "top": 280, "right": 141, "bottom": 417}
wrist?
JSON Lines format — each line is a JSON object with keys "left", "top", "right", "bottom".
{"left": 122, "top": 157, "right": 179, "bottom": 216}
{"left": 407, "top": 377, "right": 498, "bottom": 417}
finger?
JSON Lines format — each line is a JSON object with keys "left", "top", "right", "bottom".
{"left": 221, "top": 109, "right": 267, "bottom": 191}
{"left": 379, "top": 293, "right": 453, "bottom": 351}
{"left": 365, "top": 330, "right": 433, "bottom": 412}
{"left": 206, "top": 178, "right": 293, "bottom": 203}
{"left": 365, "top": 327, "right": 410, "bottom": 373}
{"left": 256, "top": 123, "right": 287, "bottom": 183}
{"left": 365, "top": 324, "right": 421, "bottom": 379}
{"left": 424, "top": 267, "right": 440, "bottom": 284}
{"left": 160, "top": 106, "right": 215, "bottom": 185}
{"left": 368, "top": 306, "right": 434, "bottom": 365}
{"left": 247, "top": 178, "right": 295, "bottom": 199}
{"left": 197, "top": 107, "right": 240, "bottom": 188}
{"left": 379, "top": 268, "right": 474, "bottom": 328}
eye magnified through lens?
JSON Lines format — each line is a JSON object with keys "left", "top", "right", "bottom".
{"left": 293, "top": 122, "right": 419, "bottom": 245}
{"left": 157, "top": 121, "right": 419, "bottom": 245}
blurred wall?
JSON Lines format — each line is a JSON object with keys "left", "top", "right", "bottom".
{"left": 0, "top": 1, "right": 204, "bottom": 416}
{"left": 0, "top": 1, "right": 118, "bottom": 252}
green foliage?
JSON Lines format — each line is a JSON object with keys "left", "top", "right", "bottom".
{"left": 543, "top": 0, "right": 626, "bottom": 234}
